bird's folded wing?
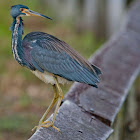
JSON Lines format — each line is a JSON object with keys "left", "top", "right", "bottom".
{"left": 30, "top": 34, "right": 100, "bottom": 87}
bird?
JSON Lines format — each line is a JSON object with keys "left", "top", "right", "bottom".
{"left": 10, "top": 4, "right": 101, "bottom": 132}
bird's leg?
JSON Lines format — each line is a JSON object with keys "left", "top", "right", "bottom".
{"left": 52, "top": 76, "right": 64, "bottom": 124}
{"left": 32, "top": 84, "right": 59, "bottom": 131}
{"left": 39, "top": 84, "right": 59, "bottom": 124}
{"left": 38, "top": 76, "right": 64, "bottom": 131}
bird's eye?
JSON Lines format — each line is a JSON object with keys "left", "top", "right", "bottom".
{"left": 20, "top": 8, "right": 24, "bottom": 12}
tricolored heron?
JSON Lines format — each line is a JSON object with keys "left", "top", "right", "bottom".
{"left": 10, "top": 4, "right": 101, "bottom": 131}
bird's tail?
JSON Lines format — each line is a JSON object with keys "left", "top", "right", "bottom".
{"left": 91, "top": 64, "right": 102, "bottom": 76}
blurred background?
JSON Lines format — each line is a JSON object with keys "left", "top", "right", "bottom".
{"left": 0, "top": 0, "right": 137, "bottom": 140}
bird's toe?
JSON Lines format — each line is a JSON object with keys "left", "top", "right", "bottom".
{"left": 32, "top": 120, "right": 60, "bottom": 132}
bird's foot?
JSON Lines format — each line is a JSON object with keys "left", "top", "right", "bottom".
{"left": 32, "top": 120, "right": 60, "bottom": 132}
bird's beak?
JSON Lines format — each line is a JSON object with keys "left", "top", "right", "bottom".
{"left": 21, "top": 8, "right": 52, "bottom": 20}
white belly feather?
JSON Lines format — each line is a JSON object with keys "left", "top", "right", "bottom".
{"left": 31, "top": 70, "right": 71, "bottom": 85}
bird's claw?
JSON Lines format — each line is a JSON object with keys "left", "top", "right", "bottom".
{"left": 32, "top": 120, "right": 60, "bottom": 132}
{"left": 32, "top": 126, "right": 38, "bottom": 132}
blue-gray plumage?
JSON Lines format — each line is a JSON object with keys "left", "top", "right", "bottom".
{"left": 22, "top": 32, "right": 101, "bottom": 87}
{"left": 10, "top": 4, "right": 101, "bottom": 131}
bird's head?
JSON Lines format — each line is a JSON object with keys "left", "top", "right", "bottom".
{"left": 11, "top": 4, "right": 52, "bottom": 20}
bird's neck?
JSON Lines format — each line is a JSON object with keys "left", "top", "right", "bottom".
{"left": 11, "top": 17, "right": 24, "bottom": 65}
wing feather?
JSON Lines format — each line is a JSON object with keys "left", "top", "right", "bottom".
{"left": 23, "top": 32, "right": 101, "bottom": 87}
